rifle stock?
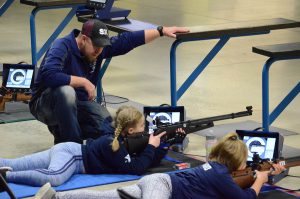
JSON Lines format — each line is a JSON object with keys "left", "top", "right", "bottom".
{"left": 0, "top": 93, "right": 31, "bottom": 112}
{"left": 232, "top": 168, "right": 255, "bottom": 189}
{"left": 232, "top": 159, "right": 300, "bottom": 189}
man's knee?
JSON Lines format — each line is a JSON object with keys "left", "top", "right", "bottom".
{"left": 53, "top": 86, "right": 76, "bottom": 106}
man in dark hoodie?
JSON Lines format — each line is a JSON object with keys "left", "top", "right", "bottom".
{"left": 29, "top": 19, "right": 189, "bottom": 144}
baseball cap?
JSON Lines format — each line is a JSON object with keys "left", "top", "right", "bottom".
{"left": 81, "top": 19, "right": 111, "bottom": 47}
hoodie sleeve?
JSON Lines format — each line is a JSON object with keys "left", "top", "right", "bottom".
{"left": 150, "top": 148, "right": 168, "bottom": 167}
{"left": 101, "top": 30, "right": 145, "bottom": 58}
{"left": 40, "top": 39, "right": 71, "bottom": 88}
{"left": 101, "top": 139, "right": 157, "bottom": 175}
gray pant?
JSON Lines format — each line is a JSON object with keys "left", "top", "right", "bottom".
{"left": 30, "top": 86, "right": 111, "bottom": 143}
{"left": 1, "top": 142, "right": 85, "bottom": 186}
{"left": 55, "top": 173, "right": 172, "bottom": 199}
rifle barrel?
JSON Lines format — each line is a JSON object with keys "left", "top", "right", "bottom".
{"left": 180, "top": 106, "right": 252, "bottom": 125}
{"left": 154, "top": 106, "right": 252, "bottom": 135}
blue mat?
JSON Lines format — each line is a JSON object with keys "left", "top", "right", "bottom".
{"left": 1, "top": 172, "right": 299, "bottom": 198}
{"left": 0, "top": 173, "right": 142, "bottom": 199}
{"left": 260, "top": 184, "right": 300, "bottom": 198}
{"left": 0, "top": 170, "right": 195, "bottom": 198}
{"left": 0, "top": 151, "right": 203, "bottom": 199}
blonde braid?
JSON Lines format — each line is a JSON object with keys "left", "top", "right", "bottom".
{"left": 111, "top": 116, "right": 131, "bottom": 152}
{"left": 111, "top": 124, "right": 123, "bottom": 152}
{"left": 111, "top": 106, "right": 143, "bottom": 152}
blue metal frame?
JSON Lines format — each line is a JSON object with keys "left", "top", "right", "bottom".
{"left": 30, "top": 5, "right": 81, "bottom": 66}
{"left": 76, "top": 0, "right": 130, "bottom": 20}
{"left": 0, "top": 0, "right": 14, "bottom": 16}
{"left": 96, "top": 58, "right": 112, "bottom": 103}
{"left": 95, "top": 0, "right": 130, "bottom": 19}
{"left": 170, "top": 31, "right": 270, "bottom": 106}
{"left": 262, "top": 56, "right": 300, "bottom": 131}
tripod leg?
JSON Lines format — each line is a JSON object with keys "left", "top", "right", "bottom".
{"left": 0, "top": 175, "right": 16, "bottom": 199}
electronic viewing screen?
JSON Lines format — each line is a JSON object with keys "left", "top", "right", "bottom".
{"left": 236, "top": 130, "right": 282, "bottom": 163}
{"left": 143, "top": 106, "right": 185, "bottom": 133}
{"left": 87, "top": 0, "right": 106, "bottom": 9}
{"left": 2, "top": 63, "right": 35, "bottom": 92}
{"left": 243, "top": 135, "right": 276, "bottom": 161}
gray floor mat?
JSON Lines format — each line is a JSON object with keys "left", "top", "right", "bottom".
{"left": 0, "top": 101, "right": 34, "bottom": 123}
{"left": 103, "top": 94, "right": 146, "bottom": 112}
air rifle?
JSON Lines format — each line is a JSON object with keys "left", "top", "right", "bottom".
{"left": 0, "top": 92, "right": 31, "bottom": 112}
{"left": 124, "top": 106, "right": 253, "bottom": 155}
{"left": 232, "top": 153, "right": 300, "bottom": 189}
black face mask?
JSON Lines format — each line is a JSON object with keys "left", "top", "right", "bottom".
{"left": 122, "top": 132, "right": 150, "bottom": 156}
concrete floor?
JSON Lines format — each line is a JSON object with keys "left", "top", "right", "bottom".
{"left": 0, "top": 0, "right": 299, "bottom": 198}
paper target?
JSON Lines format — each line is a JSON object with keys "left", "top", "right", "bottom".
{"left": 245, "top": 137, "right": 266, "bottom": 158}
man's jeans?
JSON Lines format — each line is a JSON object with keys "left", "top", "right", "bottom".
{"left": 29, "top": 86, "right": 111, "bottom": 143}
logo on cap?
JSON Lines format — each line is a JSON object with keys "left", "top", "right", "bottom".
{"left": 99, "top": 28, "right": 108, "bottom": 36}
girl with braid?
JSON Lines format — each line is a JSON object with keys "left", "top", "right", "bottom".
{"left": 0, "top": 106, "right": 170, "bottom": 187}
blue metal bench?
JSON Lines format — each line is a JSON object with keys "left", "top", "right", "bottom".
{"left": 171, "top": 18, "right": 300, "bottom": 106}
{"left": 253, "top": 42, "right": 300, "bottom": 131}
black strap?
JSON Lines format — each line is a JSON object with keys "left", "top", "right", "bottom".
{"left": 0, "top": 175, "right": 16, "bottom": 199}
{"left": 117, "top": 188, "right": 138, "bottom": 199}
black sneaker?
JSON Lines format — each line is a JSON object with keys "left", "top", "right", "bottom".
{"left": 0, "top": 167, "right": 12, "bottom": 193}
{"left": 0, "top": 167, "right": 12, "bottom": 180}
{"left": 0, "top": 175, "right": 6, "bottom": 192}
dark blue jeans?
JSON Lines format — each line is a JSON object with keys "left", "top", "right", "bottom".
{"left": 29, "top": 86, "right": 111, "bottom": 144}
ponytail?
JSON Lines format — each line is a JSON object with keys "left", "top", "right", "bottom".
{"left": 209, "top": 132, "right": 248, "bottom": 172}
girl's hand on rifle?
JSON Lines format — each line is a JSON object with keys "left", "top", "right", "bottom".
{"left": 149, "top": 131, "right": 166, "bottom": 148}
{"left": 175, "top": 128, "right": 186, "bottom": 134}
{"left": 255, "top": 170, "right": 269, "bottom": 184}
{"left": 269, "top": 163, "right": 285, "bottom": 175}
{"left": 251, "top": 170, "right": 269, "bottom": 195}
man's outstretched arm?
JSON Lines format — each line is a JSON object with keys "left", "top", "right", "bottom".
{"left": 144, "top": 26, "right": 189, "bottom": 43}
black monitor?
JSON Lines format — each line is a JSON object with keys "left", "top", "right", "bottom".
{"left": 143, "top": 106, "right": 185, "bottom": 133}
{"left": 236, "top": 130, "right": 284, "bottom": 164}
{"left": 2, "top": 63, "right": 35, "bottom": 93}
{"left": 86, "top": 0, "right": 107, "bottom": 10}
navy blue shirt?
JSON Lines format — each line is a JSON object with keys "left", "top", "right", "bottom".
{"left": 82, "top": 135, "right": 167, "bottom": 175}
{"left": 170, "top": 161, "right": 257, "bottom": 199}
{"left": 81, "top": 117, "right": 167, "bottom": 175}
{"left": 32, "top": 29, "right": 145, "bottom": 101}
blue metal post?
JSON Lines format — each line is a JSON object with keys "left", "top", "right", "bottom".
{"left": 262, "top": 58, "right": 275, "bottom": 131}
{"left": 177, "top": 37, "right": 229, "bottom": 100}
{"left": 0, "top": 0, "right": 14, "bottom": 16}
{"left": 30, "top": 5, "right": 80, "bottom": 66}
{"left": 170, "top": 37, "right": 229, "bottom": 106}
{"left": 262, "top": 56, "right": 300, "bottom": 131}
{"left": 36, "top": 6, "right": 78, "bottom": 61}
{"left": 269, "top": 82, "right": 300, "bottom": 125}
{"left": 97, "top": 58, "right": 112, "bottom": 103}
{"left": 30, "top": 7, "right": 39, "bottom": 66}
{"left": 170, "top": 40, "right": 181, "bottom": 106}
